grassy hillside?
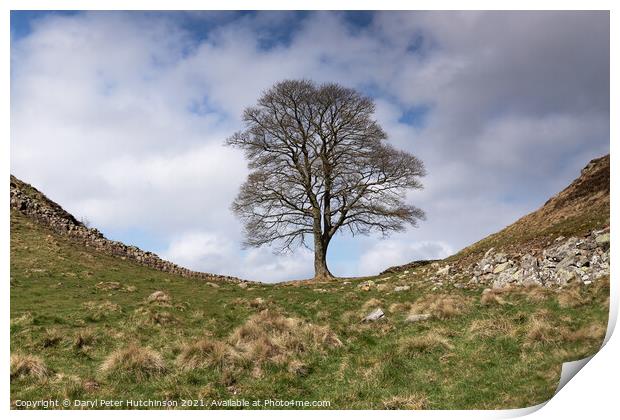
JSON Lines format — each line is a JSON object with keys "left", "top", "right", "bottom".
{"left": 10, "top": 210, "right": 608, "bottom": 409}
{"left": 450, "top": 155, "right": 610, "bottom": 267}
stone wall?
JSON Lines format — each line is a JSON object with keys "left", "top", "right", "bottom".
{"left": 10, "top": 175, "right": 245, "bottom": 284}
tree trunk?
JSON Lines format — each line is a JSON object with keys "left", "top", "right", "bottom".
{"left": 313, "top": 235, "right": 333, "bottom": 279}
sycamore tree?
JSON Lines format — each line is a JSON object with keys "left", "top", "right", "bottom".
{"left": 226, "top": 80, "right": 426, "bottom": 279}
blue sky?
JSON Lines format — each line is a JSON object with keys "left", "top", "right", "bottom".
{"left": 10, "top": 11, "right": 609, "bottom": 281}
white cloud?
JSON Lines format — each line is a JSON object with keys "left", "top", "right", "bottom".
{"left": 10, "top": 11, "right": 609, "bottom": 282}
{"left": 161, "top": 231, "right": 314, "bottom": 282}
{"left": 359, "top": 240, "right": 453, "bottom": 276}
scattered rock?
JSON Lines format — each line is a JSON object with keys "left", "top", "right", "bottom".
{"left": 362, "top": 308, "right": 385, "bottom": 322}
{"left": 358, "top": 280, "right": 376, "bottom": 291}
{"left": 471, "top": 231, "right": 609, "bottom": 288}
{"left": 436, "top": 265, "right": 450, "bottom": 276}
{"left": 595, "top": 232, "right": 610, "bottom": 248}
{"left": 394, "top": 285, "right": 410, "bottom": 292}
{"left": 493, "top": 262, "right": 511, "bottom": 274}
{"left": 405, "top": 313, "right": 431, "bottom": 323}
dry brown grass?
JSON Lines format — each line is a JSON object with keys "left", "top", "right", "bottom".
{"left": 229, "top": 310, "right": 341, "bottom": 367}
{"left": 398, "top": 332, "right": 453, "bottom": 357}
{"left": 468, "top": 317, "right": 516, "bottom": 339}
{"left": 133, "top": 306, "right": 178, "bottom": 326}
{"left": 100, "top": 344, "right": 166, "bottom": 381}
{"left": 410, "top": 294, "right": 471, "bottom": 320}
{"left": 591, "top": 275, "right": 610, "bottom": 296}
{"left": 83, "top": 300, "right": 121, "bottom": 321}
{"left": 10, "top": 312, "right": 34, "bottom": 327}
{"left": 362, "top": 298, "right": 383, "bottom": 311}
{"left": 480, "top": 288, "right": 509, "bottom": 306}
{"left": 557, "top": 287, "right": 586, "bottom": 308}
{"left": 41, "top": 328, "right": 63, "bottom": 348}
{"left": 176, "top": 338, "right": 230, "bottom": 371}
{"left": 95, "top": 281, "right": 121, "bottom": 291}
{"left": 382, "top": 393, "right": 430, "bottom": 410}
{"left": 287, "top": 359, "right": 309, "bottom": 376}
{"left": 340, "top": 310, "right": 358, "bottom": 324}
{"left": 388, "top": 302, "right": 411, "bottom": 314}
{"left": 73, "top": 329, "right": 97, "bottom": 351}
{"left": 522, "top": 285, "right": 552, "bottom": 302}
{"left": 147, "top": 290, "right": 171, "bottom": 304}
{"left": 11, "top": 354, "right": 50, "bottom": 381}
{"left": 524, "top": 311, "right": 560, "bottom": 346}
{"left": 562, "top": 324, "right": 607, "bottom": 343}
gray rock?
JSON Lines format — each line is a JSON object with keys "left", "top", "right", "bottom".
{"left": 394, "top": 285, "right": 410, "bottom": 292}
{"left": 493, "top": 262, "right": 511, "bottom": 274}
{"left": 595, "top": 233, "right": 610, "bottom": 248}
{"left": 362, "top": 308, "right": 385, "bottom": 322}
{"left": 405, "top": 313, "right": 431, "bottom": 323}
{"left": 358, "top": 280, "right": 376, "bottom": 288}
{"left": 436, "top": 265, "right": 451, "bottom": 276}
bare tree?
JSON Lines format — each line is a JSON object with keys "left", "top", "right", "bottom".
{"left": 226, "top": 80, "right": 426, "bottom": 279}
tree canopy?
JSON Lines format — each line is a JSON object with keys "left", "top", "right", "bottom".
{"left": 226, "top": 79, "right": 426, "bottom": 278}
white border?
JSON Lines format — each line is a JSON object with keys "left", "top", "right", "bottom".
{"left": 2, "top": 2, "right": 616, "bottom": 419}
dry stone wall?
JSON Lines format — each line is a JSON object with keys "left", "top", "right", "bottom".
{"left": 10, "top": 175, "right": 245, "bottom": 284}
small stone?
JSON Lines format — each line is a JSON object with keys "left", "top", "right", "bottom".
{"left": 405, "top": 313, "right": 431, "bottom": 323}
{"left": 359, "top": 280, "right": 376, "bottom": 289}
{"left": 394, "top": 285, "right": 410, "bottom": 292}
{"left": 362, "top": 308, "right": 385, "bottom": 322}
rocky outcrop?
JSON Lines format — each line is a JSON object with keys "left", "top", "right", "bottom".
{"left": 10, "top": 175, "right": 245, "bottom": 284}
{"left": 408, "top": 228, "right": 609, "bottom": 290}
{"left": 468, "top": 230, "right": 609, "bottom": 288}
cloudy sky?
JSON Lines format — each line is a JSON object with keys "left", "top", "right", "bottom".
{"left": 10, "top": 11, "right": 609, "bottom": 282}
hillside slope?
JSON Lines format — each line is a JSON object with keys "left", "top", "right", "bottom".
{"left": 9, "top": 155, "right": 610, "bottom": 410}
{"left": 10, "top": 175, "right": 242, "bottom": 283}
{"left": 453, "top": 154, "right": 609, "bottom": 264}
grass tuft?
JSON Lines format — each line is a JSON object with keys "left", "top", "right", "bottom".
{"left": 100, "top": 344, "right": 166, "bottom": 381}
{"left": 176, "top": 338, "right": 230, "bottom": 371}
{"left": 11, "top": 354, "right": 50, "bottom": 381}
{"left": 398, "top": 333, "right": 453, "bottom": 356}
{"left": 383, "top": 393, "right": 430, "bottom": 410}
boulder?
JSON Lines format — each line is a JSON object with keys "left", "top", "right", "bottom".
{"left": 394, "top": 285, "right": 411, "bottom": 292}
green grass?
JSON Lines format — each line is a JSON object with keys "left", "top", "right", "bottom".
{"left": 10, "top": 212, "right": 609, "bottom": 410}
